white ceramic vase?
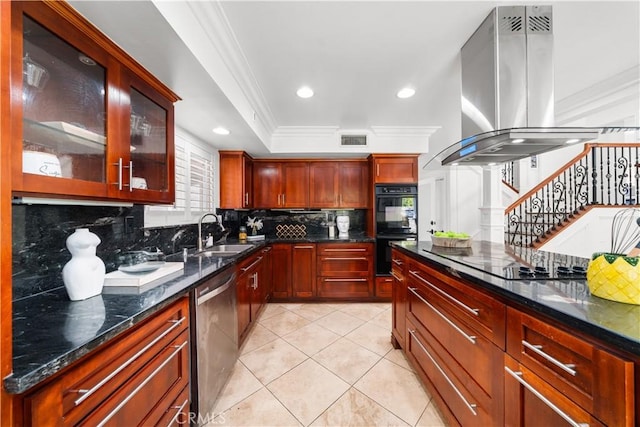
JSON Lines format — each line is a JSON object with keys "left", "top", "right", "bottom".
{"left": 62, "top": 228, "right": 105, "bottom": 301}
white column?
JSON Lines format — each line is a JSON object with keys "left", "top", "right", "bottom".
{"left": 479, "top": 165, "right": 505, "bottom": 243}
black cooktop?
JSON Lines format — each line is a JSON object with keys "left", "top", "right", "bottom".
{"left": 423, "top": 241, "right": 590, "bottom": 280}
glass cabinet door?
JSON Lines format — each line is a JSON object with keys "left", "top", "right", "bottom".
{"left": 128, "top": 88, "right": 168, "bottom": 193}
{"left": 21, "top": 15, "right": 107, "bottom": 183}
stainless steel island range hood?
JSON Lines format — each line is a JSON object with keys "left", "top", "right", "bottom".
{"left": 440, "top": 5, "right": 637, "bottom": 166}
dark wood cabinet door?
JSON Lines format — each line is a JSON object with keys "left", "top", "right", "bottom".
{"left": 253, "top": 162, "right": 282, "bottom": 208}
{"left": 309, "top": 163, "right": 338, "bottom": 207}
{"left": 282, "top": 162, "right": 309, "bottom": 208}
{"left": 270, "top": 244, "right": 292, "bottom": 299}
{"left": 12, "top": 1, "right": 178, "bottom": 204}
{"left": 243, "top": 154, "right": 253, "bottom": 208}
{"left": 259, "top": 246, "right": 272, "bottom": 304}
{"left": 291, "top": 244, "right": 316, "bottom": 298}
{"left": 220, "top": 151, "right": 252, "bottom": 208}
{"left": 339, "top": 162, "right": 368, "bottom": 207}
{"left": 372, "top": 155, "right": 418, "bottom": 183}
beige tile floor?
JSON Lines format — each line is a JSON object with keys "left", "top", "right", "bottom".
{"left": 211, "top": 302, "right": 447, "bottom": 427}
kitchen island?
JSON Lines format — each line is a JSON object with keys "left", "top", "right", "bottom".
{"left": 391, "top": 240, "right": 639, "bottom": 426}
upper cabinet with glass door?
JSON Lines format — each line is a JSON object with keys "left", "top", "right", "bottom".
{"left": 11, "top": 1, "right": 179, "bottom": 203}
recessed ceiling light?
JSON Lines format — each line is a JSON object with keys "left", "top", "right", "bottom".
{"left": 396, "top": 87, "right": 415, "bottom": 99}
{"left": 487, "top": 162, "right": 496, "bottom": 166}
{"left": 511, "top": 138, "right": 525, "bottom": 144}
{"left": 566, "top": 138, "right": 580, "bottom": 144}
{"left": 213, "top": 127, "right": 230, "bottom": 135}
{"left": 296, "top": 86, "right": 314, "bottom": 98}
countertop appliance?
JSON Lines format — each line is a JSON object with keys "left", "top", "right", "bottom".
{"left": 190, "top": 266, "right": 238, "bottom": 424}
{"left": 424, "top": 241, "right": 589, "bottom": 281}
{"left": 375, "top": 185, "right": 417, "bottom": 274}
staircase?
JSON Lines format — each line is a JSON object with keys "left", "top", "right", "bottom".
{"left": 505, "top": 143, "right": 640, "bottom": 247}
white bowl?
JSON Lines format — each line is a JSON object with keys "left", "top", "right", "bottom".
{"left": 23, "top": 150, "right": 62, "bottom": 177}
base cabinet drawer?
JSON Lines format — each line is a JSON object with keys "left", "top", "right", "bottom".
{"left": 24, "top": 298, "right": 190, "bottom": 427}
{"left": 317, "top": 277, "right": 372, "bottom": 298}
{"left": 407, "top": 260, "right": 506, "bottom": 348}
{"left": 407, "top": 285, "right": 502, "bottom": 399}
{"left": 506, "top": 308, "right": 635, "bottom": 426}
{"left": 406, "top": 319, "right": 502, "bottom": 427}
{"left": 504, "top": 354, "right": 605, "bottom": 427}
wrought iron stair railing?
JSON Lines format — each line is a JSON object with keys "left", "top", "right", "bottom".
{"left": 505, "top": 143, "right": 640, "bottom": 247}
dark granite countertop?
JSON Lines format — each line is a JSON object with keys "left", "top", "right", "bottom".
{"left": 5, "top": 235, "right": 375, "bottom": 394}
{"left": 392, "top": 240, "right": 640, "bottom": 356}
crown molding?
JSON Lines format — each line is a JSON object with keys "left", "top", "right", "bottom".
{"left": 555, "top": 65, "right": 640, "bottom": 126}
{"left": 152, "top": 1, "right": 277, "bottom": 145}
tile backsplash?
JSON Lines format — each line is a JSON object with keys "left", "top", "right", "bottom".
{"left": 11, "top": 204, "right": 223, "bottom": 301}
{"left": 12, "top": 204, "right": 366, "bottom": 301}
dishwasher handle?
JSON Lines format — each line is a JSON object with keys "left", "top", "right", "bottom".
{"left": 197, "top": 273, "right": 236, "bottom": 305}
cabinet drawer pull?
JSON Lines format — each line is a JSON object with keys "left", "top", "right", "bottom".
{"left": 504, "top": 367, "right": 588, "bottom": 427}
{"left": 262, "top": 247, "right": 272, "bottom": 253}
{"left": 409, "top": 329, "right": 477, "bottom": 416}
{"left": 324, "top": 278, "right": 368, "bottom": 282}
{"left": 391, "top": 272, "right": 403, "bottom": 282}
{"left": 244, "top": 192, "right": 249, "bottom": 206}
{"left": 282, "top": 193, "right": 285, "bottom": 205}
{"left": 128, "top": 160, "right": 134, "bottom": 192}
{"left": 409, "top": 270, "right": 479, "bottom": 316}
{"left": 73, "top": 316, "right": 186, "bottom": 406}
{"left": 240, "top": 256, "right": 263, "bottom": 272}
{"left": 324, "top": 248, "right": 367, "bottom": 252}
{"left": 168, "top": 398, "right": 189, "bottom": 427}
{"left": 392, "top": 258, "right": 404, "bottom": 266}
{"left": 521, "top": 340, "right": 577, "bottom": 376}
{"left": 409, "top": 287, "right": 476, "bottom": 344}
{"left": 96, "top": 341, "right": 188, "bottom": 427}
{"left": 294, "top": 245, "right": 314, "bottom": 249}
{"left": 324, "top": 257, "right": 367, "bottom": 261}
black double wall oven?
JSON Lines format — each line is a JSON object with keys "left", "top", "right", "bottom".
{"left": 375, "top": 185, "right": 418, "bottom": 275}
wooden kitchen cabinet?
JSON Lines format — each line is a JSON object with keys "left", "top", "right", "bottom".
{"left": 11, "top": 1, "right": 178, "bottom": 203}
{"left": 292, "top": 244, "right": 317, "bottom": 298}
{"left": 505, "top": 308, "right": 635, "bottom": 427}
{"left": 375, "top": 276, "right": 392, "bottom": 299}
{"left": 394, "top": 246, "right": 639, "bottom": 426}
{"left": 316, "top": 243, "right": 373, "bottom": 298}
{"left": 23, "top": 298, "right": 189, "bottom": 427}
{"left": 369, "top": 154, "right": 419, "bottom": 184}
{"left": 253, "top": 161, "right": 309, "bottom": 208}
{"left": 390, "top": 249, "right": 407, "bottom": 348}
{"left": 405, "top": 259, "right": 505, "bottom": 426}
{"left": 219, "top": 151, "right": 253, "bottom": 208}
{"left": 309, "top": 161, "right": 368, "bottom": 208}
{"left": 270, "top": 244, "right": 292, "bottom": 299}
{"left": 237, "top": 251, "right": 265, "bottom": 344}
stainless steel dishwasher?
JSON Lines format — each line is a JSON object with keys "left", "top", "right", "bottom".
{"left": 190, "top": 265, "right": 238, "bottom": 424}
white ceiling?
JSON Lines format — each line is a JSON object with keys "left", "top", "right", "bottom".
{"left": 69, "top": 1, "right": 640, "bottom": 158}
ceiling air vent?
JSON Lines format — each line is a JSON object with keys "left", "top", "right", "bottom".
{"left": 340, "top": 135, "right": 367, "bottom": 146}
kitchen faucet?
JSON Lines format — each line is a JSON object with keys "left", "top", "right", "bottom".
{"left": 197, "top": 212, "right": 225, "bottom": 252}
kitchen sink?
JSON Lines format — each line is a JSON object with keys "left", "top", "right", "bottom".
{"left": 191, "top": 244, "right": 253, "bottom": 257}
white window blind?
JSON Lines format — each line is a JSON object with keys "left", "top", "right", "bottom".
{"left": 188, "top": 144, "right": 215, "bottom": 213}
